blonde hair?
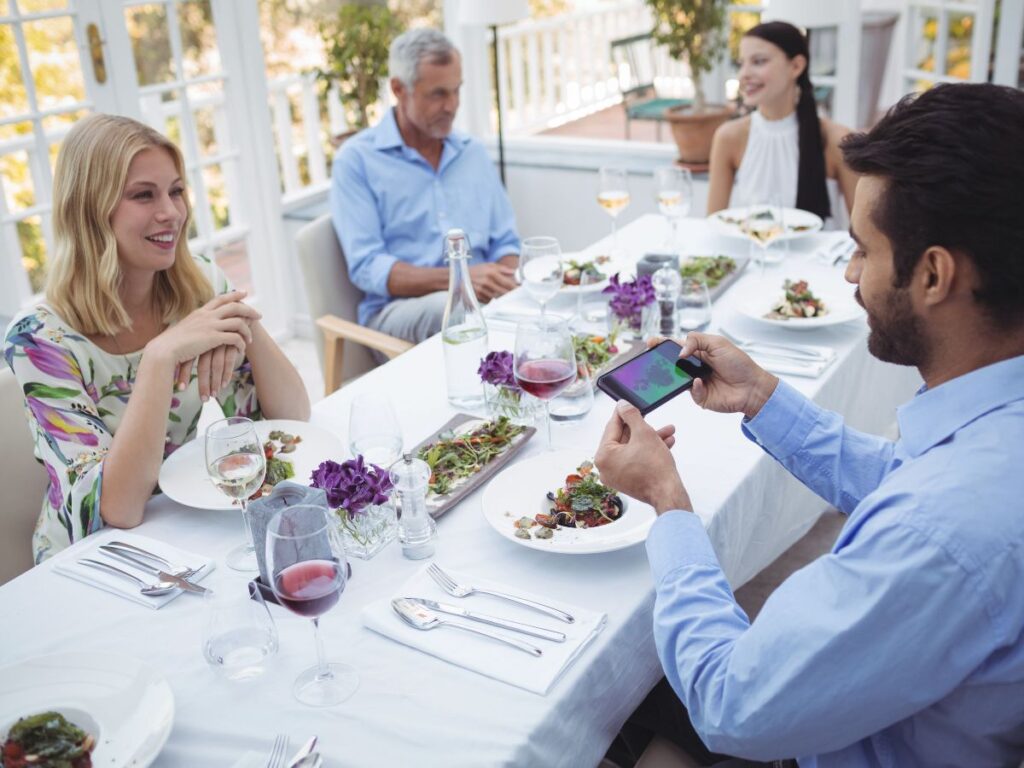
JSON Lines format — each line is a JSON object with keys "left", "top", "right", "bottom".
{"left": 46, "top": 113, "right": 213, "bottom": 336}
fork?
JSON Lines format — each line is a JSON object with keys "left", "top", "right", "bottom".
{"left": 266, "top": 733, "right": 289, "bottom": 768}
{"left": 427, "top": 563, "right": 575, "bottom": 624}
{"left": 105, "top": 540, "right": 198, "bottom": 579}
{"left": 718, "top": 328, "right": 831, "bottom": 362}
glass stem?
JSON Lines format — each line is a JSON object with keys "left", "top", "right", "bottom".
{"left": 311, "top": 617, "right": 332, "bottom": 681}
{"left": 671, "top": 218, "right": 680, "bottom": 254}
{"left": 544, "top": 401, "right": 553, "bottom": 449}
{"left": 612, "top": 217, "right": 619, "bottom": 255}
{"left": 240, "top": 499, "right": 255, "bottom": 552}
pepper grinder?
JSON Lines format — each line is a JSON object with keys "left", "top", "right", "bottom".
{"left": 390, "top": 453, "right": 436, "bottom": 560}
{"left": 652, "top": 265, "right": 682, "bottom": 337}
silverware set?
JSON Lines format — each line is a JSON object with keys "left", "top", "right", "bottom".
{"left": 392, "top": 563, "right": 576, "bottom": 657}
{"left": 77, "top": 540, "right": 206, "bottom": 597}
{"left": 266, "top": 734, "right": 319, "bottom": 768}
{"left": 719, "top": 328, "right": 833, "bottom": 364}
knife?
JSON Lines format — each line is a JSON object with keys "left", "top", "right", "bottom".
{"left": 406, "top": 597, "right": 566, "bottom": 642}
{"left": 99, "top": 546, "right": 208, "bottom": 594}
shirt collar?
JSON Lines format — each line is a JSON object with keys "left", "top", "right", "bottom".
{"left": 373, "top": 107, "right": 469, "bottom": 162}
{"left": 897, "top": 354, "right": 1024, "bottom": 457}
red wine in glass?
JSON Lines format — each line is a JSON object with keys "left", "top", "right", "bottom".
{"left": 516, "top": 358, "right": 576, "bottom": 400}
{"left": 274, "top": 559, "right": 344, "bottom": 618}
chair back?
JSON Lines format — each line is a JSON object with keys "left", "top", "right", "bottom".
{"left": 0, "top": 367, "right": 46, "bottom": 584}
{"left": 294, "top": 214, "right": 376, "bottom": 382}
{"left": 611, "top": 33, "right": 657, "bottom": 98}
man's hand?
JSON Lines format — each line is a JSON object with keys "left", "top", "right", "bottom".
{"left": 678, "top": 332, "right": 779, "bottom": 419}
{"left": 469, "top": 262, "right": 518, "bottom": 302}
{"left": 595, "top": 401, "right": 692, "bottom": 516}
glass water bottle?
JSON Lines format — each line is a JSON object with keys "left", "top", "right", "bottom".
{"left": 441, "top": 228, "right": 488, "bottom": 411}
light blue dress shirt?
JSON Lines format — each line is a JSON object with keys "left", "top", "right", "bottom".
{"left": 329, "top": 108, "right": 520, "bottom": 325}
{"left": 647, "top": 356, "right": 1024, "bottom": 767}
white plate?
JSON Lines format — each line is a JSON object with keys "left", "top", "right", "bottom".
{"left": 159, "top": 419, "right": 345, "bottom": 510}
{"left": 710, "top": 206, "right": 824, "bottom": 243}
{"left": 481, "top": 450, "right": 655, "bottom": 554}
{"left": 0, "top": 652, "right": 174, "bottom": 767}
{"left": 558, "top": 252, "right": 622, "bottom": 294}
{"left": 734, "top": 280, "right": 864, "bottom": 331}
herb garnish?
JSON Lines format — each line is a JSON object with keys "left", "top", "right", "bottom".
{"left": 418, "top": 417, "right": 525, "bottom": 496}
{"left": 679, "top": 255, "right": 737, "bottom": 288}
{"left": 3, "top": 711, "right": 95, "bottom": 768}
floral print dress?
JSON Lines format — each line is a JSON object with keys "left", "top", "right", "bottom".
{"left": 3, "top": 276, "right": 261, "bottom": 563}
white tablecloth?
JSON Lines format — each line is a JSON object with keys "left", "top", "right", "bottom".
{"left": 0, "top": 215, "right": 921, "bottom": 768}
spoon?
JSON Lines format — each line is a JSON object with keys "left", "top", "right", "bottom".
{"left": 79, "top": 558, "right": 178, "bottom": 596}
{"left": 391, "top": 598, "right": 542, "bottom": 657}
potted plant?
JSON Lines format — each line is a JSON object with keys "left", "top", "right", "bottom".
{"left": 317, "top": 3, "right": 401, "bottom": 142}
{"left": 645, "top": 0, "right": 734, "bottom": 165}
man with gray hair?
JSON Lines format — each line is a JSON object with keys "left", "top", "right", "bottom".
{"left": 330, "top": 28, "right": 520, "bottom": 345}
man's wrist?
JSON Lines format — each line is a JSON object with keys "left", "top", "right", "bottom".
{"left": 652, "top": 481, "right": 692, "bottom": 516}
{"left": 742, "top": 371, "right": 780, "bottom": 420}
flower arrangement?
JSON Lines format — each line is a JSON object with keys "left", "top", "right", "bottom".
{"left": 478, "top": 350, "right": 518, "bottom": 389}
{"left": 477, "top": 350, "right": 536, "bottom": 425}
{"left": 603, "top": 274, "right": 656, "bottom": 333}
{"left": 310, "top": 457, "right": 396, "bottom": 558}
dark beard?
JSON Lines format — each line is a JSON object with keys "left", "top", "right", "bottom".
{"left": 857, "top": 286, "right": 929, "bottom": 367}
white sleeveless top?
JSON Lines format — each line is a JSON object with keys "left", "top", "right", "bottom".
{"left": 730, "top": 110, "right": 799, "bottom": 209}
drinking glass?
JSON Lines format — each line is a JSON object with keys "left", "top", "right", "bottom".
{"left": 549, "top": 360, "right": 595, "bottom": 422}
{"left": 266, "top": 503, "right": 357, "bottom": 706}
{"left": 202, "top": 583, "right": 278, "bottom": 682}
{"left": 206, "top": 417, "right": 266, "bottom": 572}
{"left": 571, "top": 268, "right": 606, "bottom": 334}
{"left": 520, "top": 236, "right": 563, "bottom": 317}
{"left": 678, "top": 277, "right": 712, "bottom": 333}
{"left": 597, "top": 166, "right": 630, "bottom": 257}
{"left": 513, "top": 317, "right": 577, "bottom": 450}
{"left": 654, "top": 166, "right": 693, "bottom": 252}
{"left": 744, "top": 199, "right": 786, "bottom": 272}
{"left": 349, "top": 392, "right": 403, "bottom": 467}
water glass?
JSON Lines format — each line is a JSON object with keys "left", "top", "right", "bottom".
{"left": 654, "top": 166, "right": 692, "bottom": 252}
{"left": 349, "top": 392, "right": 403, "bottom": 467}
{"left": 520, "top": 236, "right": 563, "bottom": 316}
{"left": 202, "top": 583, "right": 278, "bottom": 682}
{"left": 678, "top": 278, "right": 712, "bottom": 333}
{"left": 571, "top": 268, "right": 607, "bottom": 334}
{"left": 549, "top": 363, "right": 594, "bottom": 422}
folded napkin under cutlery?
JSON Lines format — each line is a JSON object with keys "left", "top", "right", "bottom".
{"left": 53, "top": 532, "right": 214, "bottom": 609}
{"left": 361, "top": 564, "right": 606, "bottom": 695}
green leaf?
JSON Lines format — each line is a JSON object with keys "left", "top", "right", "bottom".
{"left": 23, "top": 383, "right": 82, "bottom": 400}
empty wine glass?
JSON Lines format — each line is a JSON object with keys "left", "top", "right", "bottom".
{"left": 597, "top": 166, "right": 630, "bottom": 257}
{"left": 266, "top": 503, "right": 357, "bottom": 706}
{"left": 520, "top": 236, "right": 563, "bottom": 317}
{"left": 654, "top": 166, "right": 692, "bottom": 252}
{"left": 571, "top": 268, "right": 606, "bottom": 334}
{"left": 678, "top": 277, "right": 712, "bottom": 333}
{"left": 514, "top": 317, "right": 577, "bottom": 450}
{"left": 349, "top": 392, "right": 403, "bottom": 467}
{"left": 206, "top": 417, "right": 266, "bottom": 572}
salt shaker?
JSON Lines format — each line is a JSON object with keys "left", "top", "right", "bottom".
{"left": 390, "top": 453, "right": 436, "bottom": 560}
{"left": 652, "top": 265, "right": 682, "bottom": 337}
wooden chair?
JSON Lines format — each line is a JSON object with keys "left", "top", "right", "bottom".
{"left": 294, "top": 214, "right": 412, "bottom": 395}
{"left": 0, "top": 367, "right": 48, "bottom": 584}
{"left": 611, "top": 33, "right": 691, "bottom": 140}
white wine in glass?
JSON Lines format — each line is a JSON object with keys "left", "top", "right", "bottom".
{"left": 206, "top": 417, "right": 266, "bottom": 572}
{"left": 655, "top": 166, "right": 692, "bottom": 251}
{"left": 597, "top": 166, "right": 630, "bottom": 257}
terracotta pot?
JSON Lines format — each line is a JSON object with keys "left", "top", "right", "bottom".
{"left": 664, "top": 104, "right": 735, "bottom": 164}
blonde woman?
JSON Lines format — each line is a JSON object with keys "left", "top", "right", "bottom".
{"left": 3, "top": 113, "right": 309, "bottom": 563}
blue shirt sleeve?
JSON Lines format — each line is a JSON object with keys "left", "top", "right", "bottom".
{"left": 646, "top": 507, "right": 1000, "bottom": 760}
{"left": 743, "top": 380, "right": 898, "bottom": 514}
{"left": 330, "top": 146, "right": 398, "bottom": 298}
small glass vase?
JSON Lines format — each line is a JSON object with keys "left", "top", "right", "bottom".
{"left": 483, "top": 382, "right": 538, "bottom": 426}
{"left": 335, "top": 501, "right": 397, "bottom": 560}
{"left": 608, "top": 307, "right": 657, "bottom": 342}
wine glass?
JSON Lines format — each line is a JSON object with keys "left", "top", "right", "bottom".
{"left": 266, "top": 503, "right": 358, "bottom": 706}
{"left": 678, "top": 277, "right": 712, "bottom": 333}
{"left": 571, "top": 268, "right": 606, "bottom": 334}
{"left": 349, "top": 392, "right": 403, "bottom": 467}
{"left": 520, "top": 236, "right": 563, "bottom": 317}
{"left": 597, "top": 166, "right": 630, "bottom": 257}
{"left": 513, "top": 317, "right": 577, "bottom": 450}
{"left": 743, "top": 198, "right": 786, "bottom": 273}
{"left": 654, "top": 166, "right": 692, "bottom": 252}
{"left": 206, "top": 417, "right": 266, "bottom": 572}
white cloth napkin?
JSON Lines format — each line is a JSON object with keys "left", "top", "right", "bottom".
{"left": 53, "top": 532, "right": 215, "bottom": 609}
{"left": 747, "top": 345, "right": 836, "bottom": 378}
{"left": 228, "top": 751, "right": 263, "bottom": 768}
{"left": 361, "top": 564, "right": 606, "bottom": 695}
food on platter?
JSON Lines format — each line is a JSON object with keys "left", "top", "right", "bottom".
{"left": 562, "top": 255, "right": 611, "bottom": 286}
{"left": 572, "top": 333, "right": 619, "bottom": 377}
{"left": 766, "top": 279, "right": 829, "bottom": 320}
{"left": 418, "top": 417, "right": 526, "bottom": 497}
{"left": 679, "top": 255, "right": 737, "bottom": 288}
{"left": 1, "top": 712, "right": 95, "bottom": 768}
{"left": 251, "top": 430, "right": 299, "bottom": 499}
{"left": 512, "top": 461, "right": 624, "bottom": 540}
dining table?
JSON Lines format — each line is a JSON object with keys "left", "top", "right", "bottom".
{"left": 0, "top": 213, "right": 923, "bottom": 767}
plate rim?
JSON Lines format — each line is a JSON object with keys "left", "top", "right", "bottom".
{"left": 709, "top": 205, "right": 824, "bottom": 242}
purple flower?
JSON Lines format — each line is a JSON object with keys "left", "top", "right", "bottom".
{"left": 603, "top": 274, "right": 655, "bottom": 327}
{"left": 25, "top": 337, "right": 81, "bottom": 383}
{"left": 45, "top": 463, "right": 63, "bottom": 509}
{"left": 310, "top": 455, "right": 394, "bottom": 516}
{"left": 478, "top": 350, "right": 518, "bottom": 388}
{"left": 27, "top": 398, "right": 98, "bottom": 447}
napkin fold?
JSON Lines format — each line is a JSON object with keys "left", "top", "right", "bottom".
{"left": 53, "top": 532, "right": 215, "bottom": 609}
{"left": 361, "top": 564, "right": 606, "bottom": 695}
{"left": 747, "top": 345, "right": 836, "bottom": 378}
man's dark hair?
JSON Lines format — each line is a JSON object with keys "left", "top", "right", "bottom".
{"left": 841, "top": 83, "right": 1024, "bottom": 329}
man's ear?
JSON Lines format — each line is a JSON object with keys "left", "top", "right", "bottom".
{"left": 918, "top": 246, "right": 956, "bottom": 307}
{"left": 390, "top": 77, "right": 404, "bottom": 101}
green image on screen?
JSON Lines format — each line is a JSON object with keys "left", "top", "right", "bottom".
{"left": 609, "top": 343, "right": 693, "bottom": 408}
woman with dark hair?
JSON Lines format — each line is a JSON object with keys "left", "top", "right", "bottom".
{"left": 706, "top": 21, "right": 857, "bottom": 220}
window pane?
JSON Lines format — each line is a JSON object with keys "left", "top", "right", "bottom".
{"left": 0, "top": 26, "right": 30, "bottom": 118}
{"left": 213, "top": 237, "right": 251, "bottom": 294}
{"left": 201, "top": 161, "right": 228, "bottom": 228}
{"left": 916, "top": 11, "right": 938, "bottom": 72}
{"left": 0, "top": 148, "right": 35, "bottom": 211}
{"left": 17, "top": 213, "right": 46, "bottom": 294}
{"left": 25, "top": 16, "right": 85, "bottom": 110}
{"left": 17, "top": 0, "right": 68, "bottom": 11}
{"left": 179, "top": 0, "right": 220, "bottom": 79}
{"left": 126, "top": 3, "right": 175, "bottom": 86}
{"left": 188, "top": 79, "right": 224, "bottom": 157}
{"left": 946, "top": 13, "right": 973, "bottom": 79}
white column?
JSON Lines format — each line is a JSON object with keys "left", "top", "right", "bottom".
{"left": 446, "top": 0, "right": 492, "bottom": 140}
{"left": 833, "top": 0, "right": 862, "bottom": 128}
{"left": 993, "top": 0, "right": 1024, "bottom": 86}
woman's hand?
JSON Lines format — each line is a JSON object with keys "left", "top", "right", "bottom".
{"left": 677, "top": 332, "right": 779, "bottom": 419}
